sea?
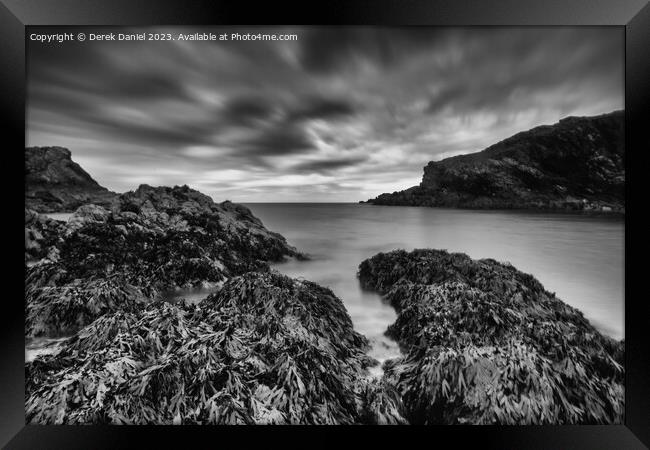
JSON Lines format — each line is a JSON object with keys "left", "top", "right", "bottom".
{"left": 246, "top": 203, "right": 625, "bottom": 370}
{"left": 34, "top": 204, "right": 624, "bottom": 370}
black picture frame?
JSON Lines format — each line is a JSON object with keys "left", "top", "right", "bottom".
{"left": 2, "top": 0, "right": 648, "bottom": 448}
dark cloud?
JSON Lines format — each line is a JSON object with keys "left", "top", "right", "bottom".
{"left": 112, "top": 73, "right": 189, "bottom": 101}
{"left": 26, "top": 26, "right": 623, "bottom": 202}
{"left": 237, "top": 125, "right": 316, "bottom": 156}
{"left": 286, "top": 97, "right": 357, "bottom": 122}
{"left": 420, "top": 28, "right": 623, "bottom": 118}
{"left": 221, "top": 94, "right": 277, "bottom": 126}
{"left": 291, "top": 156, "right": 368, "bottom": 173}
{"left": 297, "top": 28, "right": 450, "bottom": 74}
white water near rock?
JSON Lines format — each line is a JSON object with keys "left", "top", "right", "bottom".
{"left": 25, "top": 336, "right": 69, "bottom": 362}
{"left": 43, "top": 212, "right": 74, "bottom": 222}
{"left": 160, "top": 282, "right": 224, "bottom": 304}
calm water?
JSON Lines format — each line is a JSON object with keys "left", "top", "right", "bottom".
{"left": 38, "top": 204, "right": 624, "bottom": 367}
{"left": 245, "top": 204, "right": 625, "bottom": 360}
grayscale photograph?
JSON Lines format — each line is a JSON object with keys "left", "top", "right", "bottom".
{"left": 25, "top": 26, "right": 624, "bottom": 425}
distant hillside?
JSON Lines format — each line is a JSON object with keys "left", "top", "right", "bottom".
{"left": 365, "top": 111, "right": 625, "bottom": 212}
{"left": 25, "top": 146, "right": 117, "bottom": 212}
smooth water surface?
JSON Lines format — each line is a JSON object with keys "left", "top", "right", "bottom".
{"left": 38, "top": 204, "right": 624, "bottom": 369}
{"left": 245, "top": 204, "right": 624, "bottom": 362}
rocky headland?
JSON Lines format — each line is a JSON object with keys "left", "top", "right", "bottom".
{"left": 358, "top": 249, "right": 624, "bottom": 424}
{"left": 365, "top": 111, "right": 624, "bottom": 212}
{"left": 26, "top": 146, "right": 117, "bottom": 212}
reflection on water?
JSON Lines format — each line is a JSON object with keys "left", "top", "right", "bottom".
{"left": 246, "top": 203, "right": 624, "bottom": 348}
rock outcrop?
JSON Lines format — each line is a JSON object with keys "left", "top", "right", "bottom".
{"left": 25, "top": 146, "right": 117, "bottom": 212}
{"left": 25, "top": 182, "right": 412, "bottom": 424}
{"left": 26, "top": 272, "right": 376, "bottom": 425}
{"left": 358, "top": 249, "right": 624, "bottom": 425}
{"left": 25, "top": 184, "right": 302, "bottom": 337}
{"left": 366, "top": 111, "right": 624, "bottom": 212}
{"left": 25, "top": 209, "right": 66, "bottom": 265}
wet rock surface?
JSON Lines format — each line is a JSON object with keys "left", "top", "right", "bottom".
{"left": 366, "top": 111, "right": 624, "bottom": 212}
{"left": 358, "top": 249, "right": 624, "bottom": 424}
{"left": 25, "top": 147, "right": 117, "bottom": 212}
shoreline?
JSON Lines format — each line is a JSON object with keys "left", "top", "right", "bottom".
{"left": 37, "top": 204, "right": 624, "bottom": 342}
{"left": 359, "top": 201, "right": 625, "bottom": 216}
{"left": 25, "top": 193, "right": 624, "bottom": 424}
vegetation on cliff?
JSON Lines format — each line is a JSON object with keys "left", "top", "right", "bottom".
{"left": 366, "top": 111, "right": 624, "bottom": 212}
{"left": 358, "top": 249, "right": 624, "bottom": 424}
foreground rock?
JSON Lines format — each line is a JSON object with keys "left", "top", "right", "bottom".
{"left": 26, "top": 272, "right": 384, "bottom": 424}
{"left": 25, "top": 147, "right": 117, "bottom": 212}
{"left": 358, "top": 249, "right": 624, "bottom": 424}
{"left": 366, "top": 111, "right": 624, "bottom": 212}
{"left": 25, "top": 209, "right": 66, "bottom": 265}
{"left": 25, "top": 184, "right": 302, "bottom": 337}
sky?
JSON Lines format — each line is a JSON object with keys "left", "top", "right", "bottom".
{"left": 27, "top": 27, "right": 623, "bottom": 202}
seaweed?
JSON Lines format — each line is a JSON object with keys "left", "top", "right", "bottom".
{"left": 25, "top": 185, "right": 302, "bottom": 337}
{"left": 26, "top": 273, "right": 374, "bottom": 425}
{"left": 358, "top": 249, "right": 624, "bottom": 425}
{"left": 25, "top": 270, "right": 148, "bottom": 338}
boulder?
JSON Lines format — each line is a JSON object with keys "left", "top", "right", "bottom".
{"left": 358, "top": 249, "right": 624, "bottom": 424}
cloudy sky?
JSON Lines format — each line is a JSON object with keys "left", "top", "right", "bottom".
{"left": 27, "top": 27, "right": 623, "bottom": 202}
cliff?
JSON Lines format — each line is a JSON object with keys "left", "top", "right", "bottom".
{"left": 25, "top": 146, "right": 117, "bottom": 212}
{"left": 366, "top": 111, "right": 624, "bottom": 212}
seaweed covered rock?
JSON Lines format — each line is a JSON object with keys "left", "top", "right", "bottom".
{"left": 26, "top": 272, "right": 373, "bottom": 425}
{"left": 360, "top": 377, "right": 408, "bottom": 425}
{"left": 25, "top": 209, "right": 66, "bottom": 265}
{"left": 358, "top": 249, "right": 624, "bottom": 425}
{"left": 25, "top": 185, "right": 302, "bottom": 337}
{"left": 25, "top": 266, "right": 148, "bottom": 337}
